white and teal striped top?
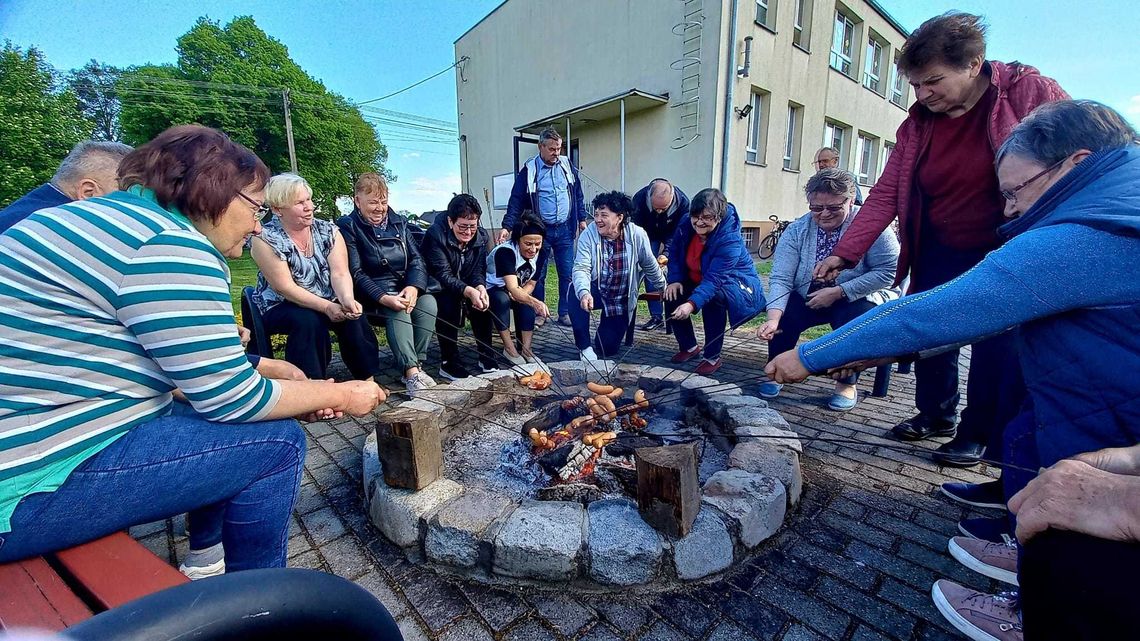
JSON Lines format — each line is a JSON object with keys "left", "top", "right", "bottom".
{"left": 0, "top": 187, "right": 282, "bottom": 533}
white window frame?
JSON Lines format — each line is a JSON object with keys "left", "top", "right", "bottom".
{"left": 792, "top": 0, "right": 811, "bottom": 48}
{"left": 856, "top": 133, "right": 878, "bottom": 185}
{"left": 756, "top": 0, "right": 770, "bottom": 26}
{"left": 830, "top": 11, "right": 855, "bottom": 76}
{"left": 783, "top": 104, "right": 801, "bottom": 170}
{"left": 824, "top": 121, "right": 848, "bottom": 166}
{"left": 741, "top": 228, "right": 756, "bottom": 245}
{"left": 745, "top": 91, "right": 767, "bottom": 164}
{"left": 863, "top": 37, "right": 884, "bottom": 93}
{"left": 883, "top": 142, "right": 895, "bottom": 170}
{"left": 890, "top": 57, "right": 906, "bottom": 106}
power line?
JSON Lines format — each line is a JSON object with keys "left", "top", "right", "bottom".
{"left": 357, "top": 56, "right": 469, "bottom": 105}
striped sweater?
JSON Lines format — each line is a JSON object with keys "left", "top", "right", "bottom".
{"left": 0, "top": 188, "right": 282, "bottom": 533}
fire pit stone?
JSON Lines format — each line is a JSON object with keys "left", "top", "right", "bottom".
{"left": 368, "top": 471, "right": 463, "bottom": 547}
{"left": 706, "top": 394, "right": 767, "bottom": 423}
{"left": 671, "top": 509, "right": 734, "bottom": 580}
{"left": 425, "top": 489, "right": 515, "bottom": 568}
{"left": 701, "top": 470, "right": 787, "bottom": 548}
{"left": 729, "top": 443, "right": 803, "bottom": 505}
{"left": 587, "top": 498, "right": 664, "bottom": 585}
{"left": 546, "top": 359, "right": 617, "bottom": 387}
{"left": 492, "top": 500, "right": 585, "bottom": 581}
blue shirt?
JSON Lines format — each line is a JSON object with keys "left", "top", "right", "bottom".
{"left": 535, "top": 159, "right": 570, "bottom": 225}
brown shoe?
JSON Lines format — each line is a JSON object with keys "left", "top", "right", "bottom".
{"left": 948, "top": 536, "right": 1019, "bottom": 586}
{"left": 931, "top": 579, "right": 1022, "bottom": 641}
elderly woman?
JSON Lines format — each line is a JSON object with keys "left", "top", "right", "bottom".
{"left": 251, "top": 173, "right": 381, "bottom": 382}
{"left": 421, "top": 193, "right": 496, "bottom": 379}
{"left": 0, "top": 125, "right": 383, "bottom": 576}
{"left": 338, "top": 173, "right": 438, "bottom": 394}
{"left": 813, "top": 12, "right": 1067, "bottom": 469}
{"left": 756, "top": 169, "right": 899, "bottom": 410}
{"left": 486, "top": 212, "right": 551, "bottom": 365}
{"left": 570, "top": 191, "right": 666, "bottom": 361}
{"left": 664, "top": 188, "right": 766, "bottom": 375}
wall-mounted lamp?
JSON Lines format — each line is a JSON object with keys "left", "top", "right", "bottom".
{"left": 737, "top": 36, "right": 753, "bottom": 77}
{"left": 735, "top": 103, "right": 753, "bottom": 119}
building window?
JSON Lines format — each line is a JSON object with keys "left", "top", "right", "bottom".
{"left": 824, "top": 120, "right": 850, "bottom": 166}
{"left": 783, "top": 103, "right": 803, "bottom": 170}
{"left": 856, "top": 133, "right": 879, "bottom": 184}
{"left": 742, "top": 228, "right": 755, "bottom": 246}
{"left": 830, "top": 11, "right": 856, "bottom": 76}
{"left": 883, "top": 141, "right": 894, "bottom": 169}
{"left": 745, "top": 91, "right": 768, "bottom": 164}
{"left": 755, "top": 0, "right": 774, "bottom": 28}
{"left": 863, "top": 35, "right": 885, "bottom": 94}
{"left": 890, "top": 55, "right": 907, "bottom": 106}
{"left": 793, "top": 0, "right": 811, "bottom": 48}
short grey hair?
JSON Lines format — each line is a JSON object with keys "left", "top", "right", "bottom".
{"left": 52, "top": 141, "right": 132, "bottom": 187}
{"left": 996, "top": 100, "right": 1139, "bottom": 168}
{"left": 538, "top": 126, "right": 562, "bottom": 146}
{"left": 649, "top": 178, "right": 673, "bottom": 198}
{"left": 805, "top": 168, "right": 857, "bottom": 199}
{"left": 265, "top": 173, "right": 312, "bottom": 209}
{"left": 815, "top": 146, "right": 840, "bottom": 158}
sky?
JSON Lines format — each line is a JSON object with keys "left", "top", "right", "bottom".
{"left": 2, "top": 0, "right": 1136, "bottom": 214}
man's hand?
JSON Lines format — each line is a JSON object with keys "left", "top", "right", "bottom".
{"left": 805, "top": 286, "right": 845, "bottom": 310}
{"left": 237, "top": 325, "right": 252, "bottom": 349}
{"left": 813, "top": 256, "right": 846, "bottom": 281}
{"left": 670, "top": 302, "right": 695, "bottom": 321}
{"left": 765, "top": 350, "right": 811, "bottom": 383}
{"left": 399, "top": 286, "right": 419, "bottom": 313}
{"left": 579, "top": 220, "right": 587, "bottom": 232}
{"left": 580, "top": 293, "right": 594, "bottom": 312}
{"left": 338, "top": 380, "right": 386, "bottom": 416}
{"left": 1073, "top": 445, "right": 1140, "bottom": 477}
{"left": 257, "top": 357, "right": 307, "bottom": 381}
{"left": 823, "top": 357, "right": 894, "bottom": 381}
{"left": 1009, "top": 459, "right": 1140, "bottom": 544}
{"left": 663, "top": 283, "right": 683, "bottom": 302}
{"left": 756, "top": 319, "right": 780, "bottom": 340}
{"left": 497, "top": 228, "right": 510, "bottom": 245}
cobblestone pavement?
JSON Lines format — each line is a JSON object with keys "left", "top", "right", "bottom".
{"left": 133, "top": 320, "right": 1000, "bottom": 641}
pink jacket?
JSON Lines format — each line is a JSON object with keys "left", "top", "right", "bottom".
{"left": 831, "top": 61, "right": 1069, "bottom": 287}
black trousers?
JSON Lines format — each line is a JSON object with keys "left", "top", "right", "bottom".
{"left": 488, "top": 286, "right": 536, "bottom": 333}
{"left": 910, "top": 240, "right": 1025, "bottom": 450}
{"left": 261, "top": 300, "right": 380, "bottom": 380}
{"left": 766, "top": 292, "right": 876, "bottom": 384}
{"left": 1020, "top": 530, "right": 1140, "bottom": 640}
{"left": 435, "top": 291, "right": 495, "bottom": 367}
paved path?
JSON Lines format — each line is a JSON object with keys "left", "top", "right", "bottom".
{"left": 133, "top": 321, "right": 999, "bottom": 641}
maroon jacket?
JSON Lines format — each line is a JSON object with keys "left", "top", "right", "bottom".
{"left": 831, "top": 61, "right": 1069, "bottom": 287}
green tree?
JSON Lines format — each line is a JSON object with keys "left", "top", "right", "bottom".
{"left": 117, "top": 17, "right": 389, "bottom": 216}
{"left": 68, "top": 60, "right": 123, "bottom": 141}
{"left": 0, "top": 42, "right": 93, "bottom": 207}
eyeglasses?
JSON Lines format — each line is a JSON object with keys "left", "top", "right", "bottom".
{"left": 808, "top": 198, "right": 850, "bottom": 214}
{"left": 236, "top": 192, "right": 269, "bottom": 221}
{"left": 1001, "top": 159, "right": 1065, "bottom": 203}
{"left": 453, "top": 222, "right": 479, "bottom": 232}
{"left": 689, "top": 212, "right": 719, "bottom": 223}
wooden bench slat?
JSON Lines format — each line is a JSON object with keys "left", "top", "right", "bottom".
{"left": 52, "top": 532, "right": 189, "bottom": 611}
{"left": 0, "top": 558, "right": 92, "bottom": 631}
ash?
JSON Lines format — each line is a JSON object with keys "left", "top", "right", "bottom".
{"left": 645, "top": 416, "right": 726, "bottom": 484}
{"left": 441, "top": 410, "right": 550, "bottom": 501}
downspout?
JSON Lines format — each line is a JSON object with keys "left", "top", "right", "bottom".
{"left": 719, "top": 0, "right": 740, "bottom": 192}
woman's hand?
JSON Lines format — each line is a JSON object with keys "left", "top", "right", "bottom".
{"left": 663, "top": 283, "right": 683, "bottom": 302}
{"left": 476, "top": 285, "right": 490, "bottom": 311}
{"left": 464, "top": 285, "right": 488, "bottom": 311}
{"left": 324, "top": 301, "right": 348, "bottom": 322}
{"left": 826, "top": 357, "right": 895, "bottom": 381}
{"left": 813, "top": 256, "right": 846, "bottom": 281}
{"left": 497, "top": 228, "right": 511, "bottom": 245}
{"left": 670, "top": 302, "right": 695, "bottom": 321}
{"left": 531, "top": 299, "right": 551, "bottom": 318}
{"left": 765, "top": 350, "right": 811, "bottom": 383}
{"left": 341, "top": 298, "right": 363, "bottom": 319}
{"left": 257, "top": 357, "right": 307, "bottom": 381}
{"left": 237, "top": 326, "right": 252, "bottom": 349}
{"left": 756, "top": 319, "right": 780, "bottom": 340}
{"left": 379, "top": 294, "right": 406, "bottom": 311}
{"left": 579, "top": 293, "right": 594, "bottom": 312}
{"left": 805, "top": 286, "right": 845, "bottom": 310}
{"left": 400, "top": 286, "right": 419, "bottom": 312}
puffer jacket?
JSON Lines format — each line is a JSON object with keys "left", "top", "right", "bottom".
{"left": 831, "top": 60, "right": 1069, "bottom": 288}
{"left": 420, "top": 214, "right": 490, "bottom": 294}
{"left": 337, "top": 209, "right": 429, "bottom": 302}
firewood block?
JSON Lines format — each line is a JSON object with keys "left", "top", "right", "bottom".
{"left": 376, "top": 408, "right": 442, "bottom": 490}
{"left": 634, "top": 442, "right": 701, "bottom": 537}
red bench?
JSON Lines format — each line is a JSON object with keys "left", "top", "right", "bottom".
{"left": 0, "top": 532, "right": 188, "bottom": 632}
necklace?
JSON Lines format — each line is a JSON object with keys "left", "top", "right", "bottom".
{"left": 288, "top": 227, "right": 313, "bottom": 256}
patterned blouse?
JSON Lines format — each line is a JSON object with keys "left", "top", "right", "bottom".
{"left": 254, "top": 217, "right": 337, "bottom": 313}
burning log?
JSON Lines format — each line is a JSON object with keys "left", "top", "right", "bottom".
{"left": 635, "top": 442, "right": 701, "bottom": 537}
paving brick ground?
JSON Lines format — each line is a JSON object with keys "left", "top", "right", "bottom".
{"left": 132, "top": 319, "right": 1001, "bottom": 641}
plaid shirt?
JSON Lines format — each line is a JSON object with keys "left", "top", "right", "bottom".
{"left": 598, "top": 234, "right": 630, "bottom": 318}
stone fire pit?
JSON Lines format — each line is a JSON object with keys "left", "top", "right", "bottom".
{"left": 360, "top": 361, "right": 802, "bottom": 588}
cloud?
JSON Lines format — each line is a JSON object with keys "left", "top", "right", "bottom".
{"left": 388, "top": 174, "right": 462, "bottom": 214}
{"left": 1126, "top": 95, "right": 1140, "bottom": 117}
{"left": 402, "top": 152, "right": 421, "bottom": 159}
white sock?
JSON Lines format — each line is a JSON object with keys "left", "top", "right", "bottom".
{"left": 183, "top": 542, "right": 224, "bottom": 568}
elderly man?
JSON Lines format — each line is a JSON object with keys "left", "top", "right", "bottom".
{"left": 769, "top": 100, "right": 1140, "bottom": 641}
{"left": 630, "top": 178, "right": 690, "bottom": 331}
{"left": 500, "top": 127, "right": 587, "bottom": 327}
{"left": 812, "top": 147, "right": 863, "bottom": 204}
{"left": 0, "top": 140, "right": 131, "bottom": 233}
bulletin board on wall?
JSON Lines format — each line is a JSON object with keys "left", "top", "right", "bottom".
{"left": 492, "top": 173, "right": 513, "bottom": 210}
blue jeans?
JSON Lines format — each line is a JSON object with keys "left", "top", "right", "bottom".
{"left": 0, "top": 409, "right": 306, "bottom": 571}
{"left": 666, "top": 280, "right": 730, "bottom": 360}
{"left": 568, "top": 284, "right": 631, "bottom": 358}
{"left": 534, "top": 218, "right": 576, "bottom": 319}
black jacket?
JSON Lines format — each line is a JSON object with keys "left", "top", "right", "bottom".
{"left": 337, "top": 209, "right": 429, "bottom": 302}
{"left": 630, "top": 182, "right": 690, "bottom": 247}
{"left": 420, "top": 215, "right": 490, "bottom": 295}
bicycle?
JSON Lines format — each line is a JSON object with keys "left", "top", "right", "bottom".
{"left": 756, "top": 215, "right": 790, "bottom": 259}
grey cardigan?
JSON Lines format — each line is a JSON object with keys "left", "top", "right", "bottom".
{"left": 573, "top": 221, "right": 666, "bottom": 317}
{"left": 767, "top": 206, "right": 900, "bottom": 313}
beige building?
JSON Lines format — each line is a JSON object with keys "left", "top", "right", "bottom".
{"left": 455, "top": 0, "right": 912, "bottom": 245}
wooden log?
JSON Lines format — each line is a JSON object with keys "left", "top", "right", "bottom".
{"left": 634, "top": 442, "right": 701, "bottom": 537}
{"left": 375, "top": 407, "right": 443, "bottom": 490}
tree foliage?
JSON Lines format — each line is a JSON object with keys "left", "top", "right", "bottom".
{"left": 0, "top": 42, "right": 93, "bottom": 207}
{"left": 68, "top": 60, "right": 123, "bottom": 141}
{"left": 117, "top": 16, "right": 389, "bottom": 217}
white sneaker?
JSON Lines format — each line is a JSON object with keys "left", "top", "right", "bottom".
{"left": 580, "top": 347, "right": 599, "bottom": 362}
{"left": 502, "top": 349, "right": 526, "bottom": 366}
{"left": 179, "top": 557, "right": 225, "bottom": 580}
{"left": 406, "top": 371, "right": 436, "bottom": 396}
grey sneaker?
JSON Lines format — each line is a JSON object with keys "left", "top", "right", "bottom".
{"left": 949, "top": 535, "right": 1019, "bottom": 585}
{"left": 406, "top": 371, "right": 436, "bottom": 397}
{"left": 931, "top": 580, "right": 1022, "bottom": 641}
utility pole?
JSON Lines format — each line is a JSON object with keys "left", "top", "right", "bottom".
{"left": 282, "top": 88, "right": 298, "bottom": 173}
